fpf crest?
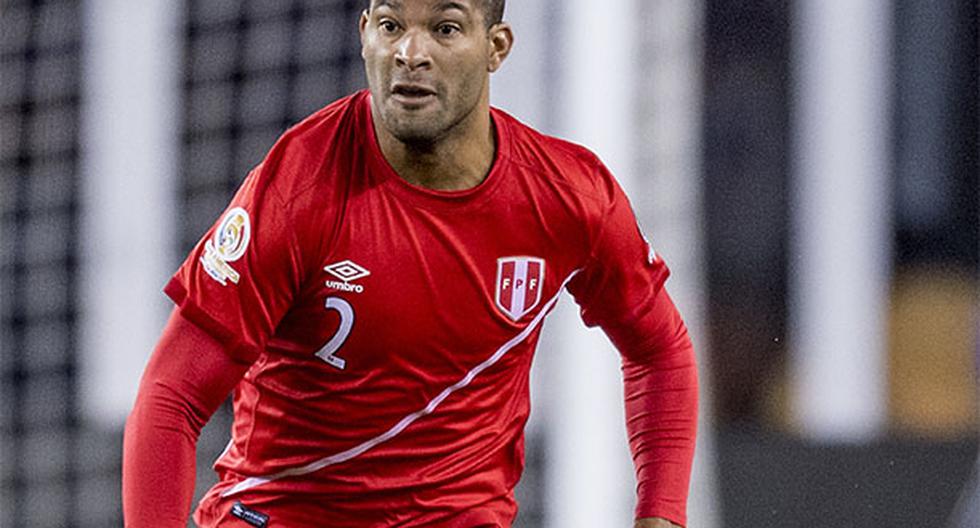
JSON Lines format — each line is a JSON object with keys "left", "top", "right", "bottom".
{"left": 495, "top": 256, "right": 545, "bottom": 321}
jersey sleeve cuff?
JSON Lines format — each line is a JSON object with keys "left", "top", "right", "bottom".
{"left": 636, "top": 499, "right": 686, "bottom": 528}
{"left": 164, "top": 277, "right": 262, "bottom": 364}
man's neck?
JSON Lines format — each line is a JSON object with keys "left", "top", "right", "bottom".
{"left": 374, "top": 103, "right": 496, "bottom": 192}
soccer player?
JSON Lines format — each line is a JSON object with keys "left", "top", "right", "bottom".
{"left": 122, "top": 1, "right": 698, "bottom": 527}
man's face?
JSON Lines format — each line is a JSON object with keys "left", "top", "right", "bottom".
{"left": 360, "top": 0, "right": 499, "bottom": 145}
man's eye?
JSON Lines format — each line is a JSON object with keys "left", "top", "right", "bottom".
{"left": 436, "top": 23, "right": 460, "bottom": 36}
{"left": 379, "top": 20, "right": 399, "bottom": 33}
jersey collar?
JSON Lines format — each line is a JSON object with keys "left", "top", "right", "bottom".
{"left": 360, "top": 90, "right": 511, "bottom": 212}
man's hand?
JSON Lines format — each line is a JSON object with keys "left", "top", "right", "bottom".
{"left": 635, "top": 518, "right": 683, "bottom": 528}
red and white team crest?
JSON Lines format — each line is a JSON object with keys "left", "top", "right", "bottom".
{"left": 495, "top": 257, "right": 546, "bottom": 321}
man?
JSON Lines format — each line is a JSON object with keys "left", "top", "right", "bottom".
{"left": 123, "top": 1, "right": 698, "bottom": 526}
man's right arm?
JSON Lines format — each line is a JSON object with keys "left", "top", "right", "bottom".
{"left": 122, "top": 307, "right": 253, "bottom": 527}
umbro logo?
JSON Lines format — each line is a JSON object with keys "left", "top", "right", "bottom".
{"left": 324, "top": 260, "right": 370, "bottom": 293}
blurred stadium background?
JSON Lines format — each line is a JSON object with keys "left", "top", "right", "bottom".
{"left": 1, "top": 0, "right": 977, "bottom": 527}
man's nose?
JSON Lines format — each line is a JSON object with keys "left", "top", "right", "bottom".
{"left": 394, "top": 31, "right": 432, "bottom": 70}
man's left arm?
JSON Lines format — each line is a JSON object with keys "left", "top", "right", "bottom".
{"left": 565, "top": 161, "right": 698, "bottom": 527}
{"left": 570, "top": 280, "right": 698, "bottom": 527}
{"left": 608, "top": 286, "right": 698, "bottom": 528}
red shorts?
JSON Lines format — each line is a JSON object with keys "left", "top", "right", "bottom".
{"left": 193, "top": 487, "right": 514, "bottom": 527}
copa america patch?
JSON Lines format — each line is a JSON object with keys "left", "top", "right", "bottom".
{"left": 495, "top": 256, "right": 545, "bottom": 321}
{"left": 201, "top": 207, "right": 251, "bottom": 285}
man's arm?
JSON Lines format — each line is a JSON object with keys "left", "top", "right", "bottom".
{"left": 122, "top": 307, "right": 252, "bottom": 527}
{"left": 612, "top": 287, "right": 698, "bottom": 527}
{"left": 563, "top": 155, "right": 698, "bottom": 525}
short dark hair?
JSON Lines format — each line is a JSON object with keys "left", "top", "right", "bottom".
{"left": 367, "top": 1, "right": 505, "bottom": 28}
{"left": 482, "top": 0, "right": 505, "bottom": 26}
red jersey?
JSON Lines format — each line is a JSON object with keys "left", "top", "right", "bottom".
{"left": 164, "top": 90, "right": 691, "bottom": 527}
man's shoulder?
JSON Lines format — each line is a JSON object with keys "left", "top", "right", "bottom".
{"left": 274, "top": 91, "right": 365, "bottom": 165}
{"left": 255, "top": 91, "right": 367, "bottom": 202}
{"left": 496, "top": 109, "right": 601, "bottom": 169}
{"left": 494, "top": 108, "right": 617, "bottom": 203}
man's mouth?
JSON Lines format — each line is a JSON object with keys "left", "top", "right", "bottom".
{"left": 391, "top": 83, "right": 437, "bottom": 106}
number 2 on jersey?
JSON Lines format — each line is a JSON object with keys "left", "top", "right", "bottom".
{"left": 316, "top": 297, "right": 354, "bottom": 369}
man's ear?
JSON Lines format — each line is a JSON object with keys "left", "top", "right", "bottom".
{"left": 359, "top": 9, "right": 370, "bottom": 59}
{"left": 487, "top": 23, "right": 514, "bottom": 73}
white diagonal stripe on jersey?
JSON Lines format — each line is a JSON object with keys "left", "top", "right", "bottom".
{"left": 221, "top": 270, "right": 581, "bottom": 498}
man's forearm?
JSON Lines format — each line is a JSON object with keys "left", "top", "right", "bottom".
{"left": 123, "top": 309, "right": 249, "bottom": 527}
{"left": 617, "top": 290, "right": 699, "bottom": 526}
{"left": 123, "top": 389, "right": 202, "bottom": 527}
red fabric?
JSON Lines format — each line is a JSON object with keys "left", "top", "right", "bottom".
{"left": 616, "top": 290, "right": 698, "bottom": 527}
{"left": 129, "top": 91, "right": 695, "bottom": 526}
{"left": 564, "top": 171, "right": 698, "bottom": 526}
{"left": 193, "top": 492, "right": 512, "bottom": 527}
{"left": 123, "top": 308, "right": 252, "bottom": 527}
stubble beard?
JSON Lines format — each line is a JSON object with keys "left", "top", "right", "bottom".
{"left": 379, "top": 77, "right": 484, "bottom": 151}
{"left": 382, "top": 106, "right": 447, "bottom": 148}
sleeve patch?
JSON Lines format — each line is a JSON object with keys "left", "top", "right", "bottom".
{"left": 201, "top": 207, "right": 251, "bottom": 285}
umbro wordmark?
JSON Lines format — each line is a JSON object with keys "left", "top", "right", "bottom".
{"left": 324, "top": 260, "right": 370, "bottom": 293}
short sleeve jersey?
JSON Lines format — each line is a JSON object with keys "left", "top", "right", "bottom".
{"left": 166, "top": 91, "right": 670, "bottom": 527}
